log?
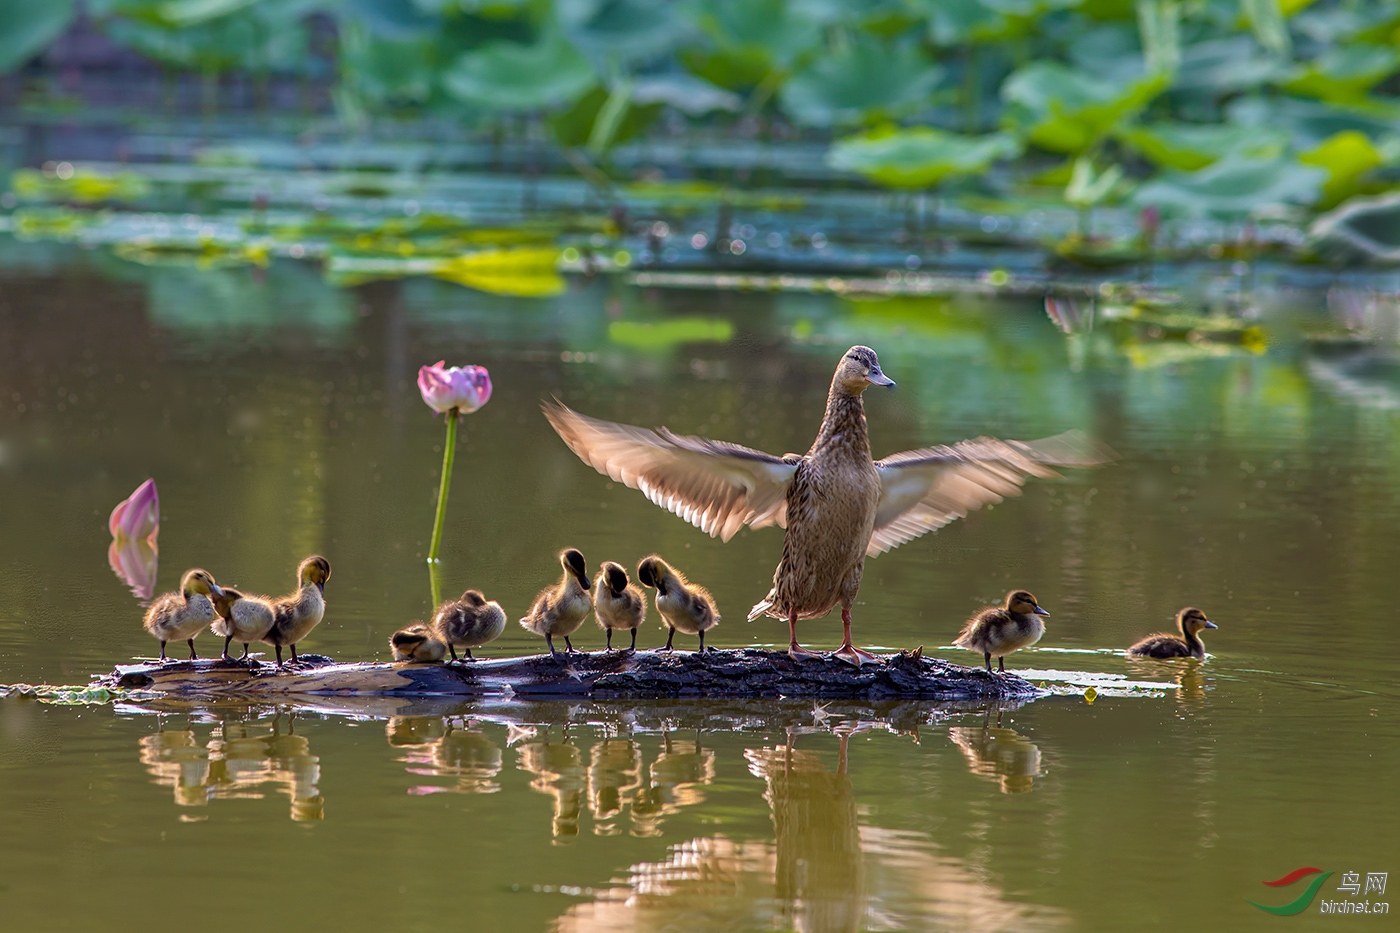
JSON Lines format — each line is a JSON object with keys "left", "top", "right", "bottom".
{"left": 100, "top": 648, "right": 1040, "bottom": 702}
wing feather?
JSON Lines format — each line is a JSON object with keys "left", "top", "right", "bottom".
{"left": 543, "top": 400, "right": 797, "bottom": 540}
{"left": 869, "top": 431, "right": 1112, "bottom": 556}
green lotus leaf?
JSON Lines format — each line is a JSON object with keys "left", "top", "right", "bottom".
{"left": 1170, "top": 36, "right": 1284, "bottom": 94}
{"left": 779, "top": 34, "right": 943, "bottom": 127}
{"left": 1298, "top": 131, "right": 1386, "bottom": 208}
{"left": 1283, "top": 44, "right": 1400, "bottom": 104}
{"left": 1117, "top": 121, "right": 1287, "bottom": 170}
{"left": 444, "top": 31, "right": 596, "bottom": 110}
{"left": 1133, "top": 155, "right": 1326, "bottom": 218}
{"left": 1227, "top": 95, "right": 1400, "bottom": 149}
{"left": 1002, "top": 61, "right": 1168, "bottom": 154}
{"left": 0, "top": 0, "right": 74, "bottom": 73}
{"left": 827, "top": 127, "right": 1021, "bottom": 189}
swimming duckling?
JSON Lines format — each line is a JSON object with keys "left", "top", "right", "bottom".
{"left": 1127, "top": 607, "right": 1217, "bottom": 659}
{"left": 210, "top": 587, "right": 275, "bottom": 664}
{"left": 143, "top": 568, "right": 223, "bottom": 661}
{"left": 519, "top": 548, "right": 593, "bottom": 660}
{"left": 952, "top": 589, "right": 1050, "bottom": 674}
{"left": 594, "top": 561, "right": 646, "bottom": 651}
{"left": 637, "top": 556, "right": 719, "bottom": 652}
{"left": 432, "top": 589, "right": 506, "bottom": 662}
{"left": 389, "top": 623, "right": 448, "bottom": 662}
{"left": 261, "top": 555, "right": 331, "bottom": 666}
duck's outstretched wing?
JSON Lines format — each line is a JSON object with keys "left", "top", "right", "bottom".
{"left": 543, "top": 400, "right": 798, "bottom": 541}
{"left": 869, "top": 431, "right": 1112, "bottom": 556}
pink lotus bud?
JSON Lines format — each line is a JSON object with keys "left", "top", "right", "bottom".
{"left": 109, "top": 478, "right": 159, "bottom": 542}
{"left": 417, "top": 361, "right": 492, "bottom": 415}
{"left": 109, "top": 537, "right": 158, "bottom": 601}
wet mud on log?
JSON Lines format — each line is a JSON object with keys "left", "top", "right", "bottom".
{"left": 101, "top": 648, "right": 1041, "bottom": 703}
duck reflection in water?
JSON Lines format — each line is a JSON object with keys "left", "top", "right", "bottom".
{"left": 518, "top": 731, "right": 587, "bottom": 841}
{"left": 631, "top": 733, "right": 717, "bottom": 837}
{"left": 948, "top": 711, "right": 1043, "bottom": 794}
{"left": 388, "top": 716, "right": 503, "bottom": 795}
{"left": 139, "top": 712, "right": 323, "bottom": 821}
{"left": 588, "top": 739, "right": 642, "bottom": 833}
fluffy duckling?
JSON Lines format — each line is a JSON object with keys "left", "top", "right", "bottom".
{"left": 637, "top": 556, "right": 719, "bottom": 652}
{"left": 210, "top": 587, "right": 275, "bottom": 664}
{"left": 389, "top": 623, "right": 448, "bottom": 662}
{"left": 143, "top": 568, "right": 223, "bottom": 661}
{"left": 1127, "top": 607, "right": 1217, "bottom": 660}
{"left": 261, "top": 555, "right": 331, "bottom": 666}
{"left": 432, "top": 589, "right": 507, "bottom": 662}
{"left": 594, "top": 561, "right": 646, "bottom": 652}
{"left": 953, "top": 589, "right": 1050, "bottom": 674}
{"left": 519, "top": 548, "right": 593, "bottom": 660}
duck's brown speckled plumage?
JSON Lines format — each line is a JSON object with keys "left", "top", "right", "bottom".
{"left": 953, "top": 590, "right": 1050, "bottom": 673}
{"left": 1128, "top": 607, "right": 1216, "bottom": 660}
{"left": 544, "top": 346, "right": 1109, "bottom": 666}
{"left": 593, "top": 562, "right": 646, "bottom": 651}
{"left": 432, "top": 589, "right": 506, "bottom": 661}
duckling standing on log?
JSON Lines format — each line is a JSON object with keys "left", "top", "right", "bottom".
{"left": 144, "top": 568, "right": 223, "bottom": 661}
{"left": 261, "top": 555, "right": 331, "bottom": 666}
{"left": 390, "top": 623, "right": 448, "bottom": 662}
{"left": 519, "top": 548, "right": 592, "bottom": 661}
{"left": 637, "top": 556, "right": 719, "bottom": 652}
{"left": 594, "top": 561, "right": 646, "bottom": 652}
{"left": 953, "top": 590, "right": 1050, "bottom": 674}
{"left": 1127, "top": 608, "right": 1217, "bottom": 659}
{"left": 544, "top": 346, "right": 1107, "bottom": 667}
{"left": 210, "top": 587, "right": 274, "bottom": 664}
{"left": 432, "top": 589, "right": 506, "bottom": 662}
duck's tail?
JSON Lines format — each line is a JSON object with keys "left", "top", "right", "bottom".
{"left": 747, "top": 593, "right": 776, "bottom": 622}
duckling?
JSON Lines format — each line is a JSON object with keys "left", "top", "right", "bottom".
{"left": 210, "top": 587, "right": 275, "bottom": 664}
{"left": 432, "top": 589, "right": 506, "bottom": 662}
{"left": 143, "top": 568, "right": 222, "bottom": 661}
{"left": 952, "top": 589, "right": 1050, "bottom": 674}
{"left": 389, "top": 623, "right": 448, "bottom": 662}
{"left": 519, "top": 548, "right": 592, "bottom": 661}
{"left": 1127, "top": 607, "right": 1217, "bottom": 659}
{"left": 261, "top": 555, "right": 331, "bottom": 666}
{"left": 545, "top": 346, "right": 1107, "bottom": 668}
{"left": 637, "top": 556, "right": 719, "bottom": 652}
{"left": 594, "top": 561, "right": 646, "bottom": 652}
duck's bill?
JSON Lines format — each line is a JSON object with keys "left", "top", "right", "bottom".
{"left": 1203, "top": 620, "right": 1217, "bottom": 628}
{"left": 868, "top": 369, "right": 896, "bottom": 387}
{"left": 1034, "top": 606, "right": 1050, "bottom": 616}
{"left": 209, "top": 583, "right": 225, "bottom": 597}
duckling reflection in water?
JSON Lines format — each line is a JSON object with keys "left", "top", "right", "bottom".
{"left": 1127, "top": 607, "right": 1217, "bottom": 659}
{"left": 519, "top": 549, "right": 593, "bottom": 660}
{"left": 143, "top": 568, "right": 223, "bottom": 661}
{"left": 632, "top": 733, "right": 717, "bottom": 837}
{"left": 745, "top": 727, "right": 865, "bottom": 933}
{"left": 139, "top": 727, "right": 211, "bottom": 807}
{"left": 432, "top": 589, "right": 506, "bottom": 661}
{"left": 389, "top": 623, "right": 448, "bottom": 662}
{"left": 388, "top": 717, "right": 503, "bottom": 794}
{"left": 518, "top": 734, "right": 587, "bottom": 840}
{"left": 948, "top": 711, "right": 1043, "bottom": 794}
{"left": 589, "top": 739, "right": 643, "bottom": 831}
{"left": 953, "top": 589, "right": 1050, "bottom": 673}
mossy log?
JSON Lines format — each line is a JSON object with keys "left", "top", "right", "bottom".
{"left": 102, "top": 648, "right": 1039, "bottom": 702}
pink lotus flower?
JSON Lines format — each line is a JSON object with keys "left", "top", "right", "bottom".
{"left": 417, "top": 362, "right": 492, "bottom": 415}
{"left": 109, "top": 537, "right": 158, "bottom": 601}
{"left": 109, "top": 478, "right": 159, "bottom": 542}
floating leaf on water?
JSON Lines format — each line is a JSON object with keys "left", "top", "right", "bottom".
{"left": 1083, "top": 685, "right": 1097, "bottom": 703}
{"left": 11, "top": 167, "right": 151, "bottom": 204}
{"left": 1283, "top": 44, "right": 1400, "bottom": 104}
{"left": 827, "top": 127, "right": 1021, "bottom": 189}
{"left": 608, "top": 317, "right": 734, "bottom": 350}
{"left": 434, "top": 247, "right": 565, "bottom": 297}
{"left": 779, "top": 32, "right": 944, "bottom": 127}
{"left": 444, "top": 29, "right": 597, "bottom": 111}
{"left": 1116, "top": 121, "right": 1286, "bottom": 171}
{"left": 1001, "top": 61, "right": 1168, "bottom": 154}
{"left": 1133, "top": 154, "right": 1326, "bottom": 218}
{"left": 1298, "top": 131, "right": 1386, "bottom": 208}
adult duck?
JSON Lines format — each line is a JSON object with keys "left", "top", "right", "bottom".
{"left": 544, "top": 346, "right": 1105, "bottom": 665}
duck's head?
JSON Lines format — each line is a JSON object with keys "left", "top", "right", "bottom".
{"left": 835, "top": 346, "right": 896, "bottom": 395}
{"left": 298, "top": 555, "right": 332, "bottom": 594}
{"left": 1005, "top": 590, "right": 1049, "bottom": 616}
{"left": 600, "top": 561, "right": 629, "bottom": 594}
{"left": 560, "top": 548, "right": 590, "bottom": 590}
{"left": 637, "top": 555, "right": 669, "bottom": 595}
{"left": 180, "top": 568, "right": 223, "bottom": 600}
{"left": 460, "top": 589, "right": 488, "bottom": 607}
{"left": 211, "top": 586, "right": 244, "bottom": 618}
{"left": 1177, "top": 607, "right": 1216, "bottom": 635}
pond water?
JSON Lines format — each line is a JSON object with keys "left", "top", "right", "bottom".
{"left": 1, "top": 241, "right": 1397, "bottom": 931}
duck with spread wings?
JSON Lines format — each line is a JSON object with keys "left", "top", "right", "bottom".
{"left": 543, "top": 346, "right": 1108, "bottom": 666}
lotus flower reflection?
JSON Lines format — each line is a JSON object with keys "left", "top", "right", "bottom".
{"left": 108, "top": 478, "right": 159, "bottom": 600}
{"left": 109, "top": 537, "right": 158, "bottom": 600}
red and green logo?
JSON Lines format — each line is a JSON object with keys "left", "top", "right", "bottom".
{"left": 1248, "top": 867, "right": 1334, "bottom": 915}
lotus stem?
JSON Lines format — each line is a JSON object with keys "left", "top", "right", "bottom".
{"left": 427, "top": 409, "right": 459, "bottom": 567}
